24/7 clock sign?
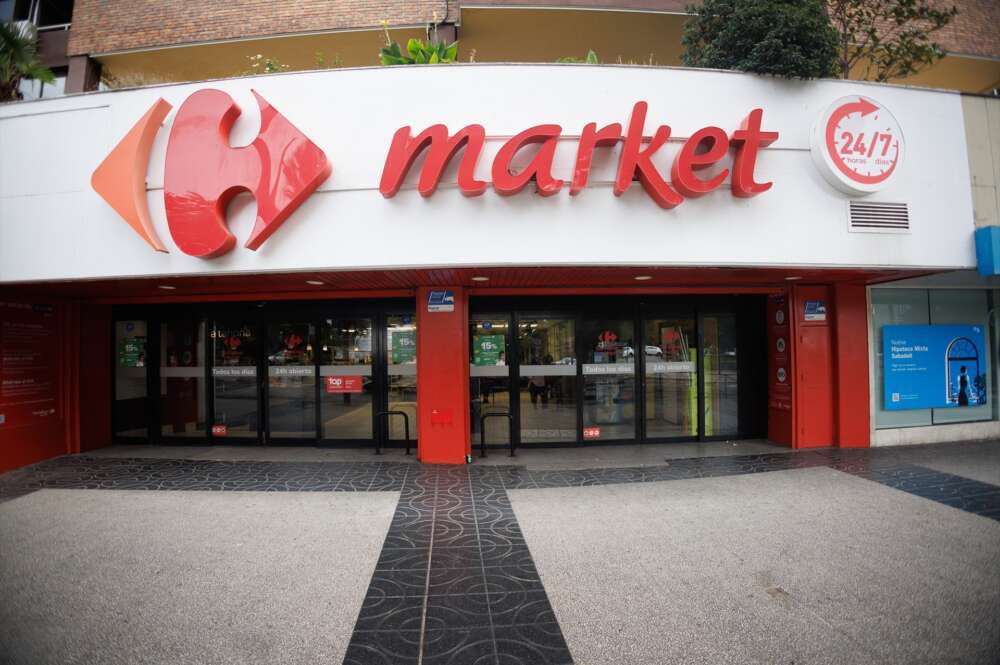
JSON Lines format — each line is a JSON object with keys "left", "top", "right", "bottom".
{"left": 810, "top": 95, "right": 904, "bottom": 195}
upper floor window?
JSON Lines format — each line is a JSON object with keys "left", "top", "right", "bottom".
{"left": 0, "top": 0, "right": 73, "bottom": 27}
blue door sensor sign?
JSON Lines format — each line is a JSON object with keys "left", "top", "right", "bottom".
{"left": 427, "top": 290, "right": 455, "bottom": 313}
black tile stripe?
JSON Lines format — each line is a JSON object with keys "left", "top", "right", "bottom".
{"left": 835, "top": 461, "right": 1000, "bottom": 521}
{"left": 3, "top": 447, "right": 999, "bottom": 522}
{"left": 344, "top": 465, "right": 574, "bottom": 665}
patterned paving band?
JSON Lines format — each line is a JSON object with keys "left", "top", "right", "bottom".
{"left": 2, "top": 448, "right": 998, "bottom": 521}
{"left": 2, "top": 445, "right": 999, "bottom": 665}
{"left": 345, "top": 465, "right": 572, "bottom": 664}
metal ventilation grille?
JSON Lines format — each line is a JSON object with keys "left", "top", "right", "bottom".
{"left": 848, "top": 201, "right": 909, "bottom": 233}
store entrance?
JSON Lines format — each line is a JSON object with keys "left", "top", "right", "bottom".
{"left": 470, "top": 296, "right": 766, "bottom": 449}
{"left": 113, "top": 300, "right": 416, "bottom": 447}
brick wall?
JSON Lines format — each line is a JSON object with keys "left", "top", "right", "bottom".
{"left": 933, "top": 0, "right": 1000, "bottom": 59}
{"left": 68, "top": 0, "right": 457, "bottom": 55}
{"left": 68, "top": 0, "right": 998, "bottom": 60}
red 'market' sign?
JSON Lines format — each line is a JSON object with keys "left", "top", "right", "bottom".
{"left": 94, "top": 92, "right": 780, "bottom": 260}
{"left": 379, "top": 101, "right": 779, "bottom": 207}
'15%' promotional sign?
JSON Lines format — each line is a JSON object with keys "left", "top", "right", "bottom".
{"left": 883, "top": 325, "right": 986, "bottom": 410}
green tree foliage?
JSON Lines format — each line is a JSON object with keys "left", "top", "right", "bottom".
{"left": 379, "top": 23, "right": 457, "bottom": 65}
{"left": 0, "top": 22, "right": 54, "bottom": 102}
{"left": 828, "top": 0, "right": 958, "bottom": 82}
{"left": 682, "top": 0, "right": 838, "bottom": 79}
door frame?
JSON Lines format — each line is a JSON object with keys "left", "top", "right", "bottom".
{"left": 469, "top": 295, "right": 766, "bottom": 448}
{"left": 110, "top": 298, "right": 415, "bottom": 447}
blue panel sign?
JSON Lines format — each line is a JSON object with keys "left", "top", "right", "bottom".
{"left": 804, "top": 301, "right": 827, "bottom": 321}
{"left": 883, "top": 325, "right": 987, "bottom": 410}
{"left": 427, "top": 290, "right": 455, "bottom": 313}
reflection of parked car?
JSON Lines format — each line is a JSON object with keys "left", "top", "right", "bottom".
{"left": 555, "top": 357, "right": 576, "bottom": 365}
{"left": 645, "top": 345, "right": 663, "bottom": 356}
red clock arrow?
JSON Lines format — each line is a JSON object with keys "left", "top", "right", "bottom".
{"left": 825, "top": 97, "right": 897, "bottom": 185}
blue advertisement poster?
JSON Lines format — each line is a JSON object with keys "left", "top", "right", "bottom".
{"left": 882, "top": 325, "right": 987, "bottom": 410}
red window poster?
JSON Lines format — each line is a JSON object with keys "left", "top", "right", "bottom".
{"left": 326, "top": 376, "right": 364, "bottom": 394}
{"left": 583, "top": 427, "right": 601, "bottom": 440}
{"left": 0, "top": 302, "right": 59, "bottom": 429}
{"left": 211, "top": 424, "right": 228, "bottom": 436}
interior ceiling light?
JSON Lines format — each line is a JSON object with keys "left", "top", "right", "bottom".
{"left": 633, "top": 275, "right": 653, "bottom": 281}
{"left": 784, "top": 276, "right": 803, "bottom": 281}
{"left": 157, "top": 285, "right": 177, "bottom": 290}
{"left": 306, "top": 280, "right": 324, "bottom": 285}
{"left": 471, "top": 276, "right": 490, "bottom": 282}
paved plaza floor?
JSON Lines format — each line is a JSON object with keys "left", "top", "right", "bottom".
{"left": 1, "top": 440, "right": 998, "bottom": 664}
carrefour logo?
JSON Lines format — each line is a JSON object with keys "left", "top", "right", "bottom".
{"left": 91, "top": 89, "right": 331, "bottom": 258}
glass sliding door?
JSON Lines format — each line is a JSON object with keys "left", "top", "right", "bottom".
{"left": 470, "top": 316, "right": 511, "bottom": 447}
{"left": 266, "top": 322, "right": 317, "bottom": 440}
{"left": 210, "top": 320, "right": 260, "bottom": 441}
{"left": 582, "top": 318, "right": 636, "bottom": 441}
{"left": 386, "top": 314, "right": 417, "bottom": 441}
{"left": 320, "top": 318, "right": 374, "bottom": 440}
{"left": 114, "top": 320, "right": 148, "bottom": 439}
{"left": 517, "top": 316, "right": 576, "bottom": 443}
{"left": 643, "top": 316, "right": 697, "bottom": 439}
{"left": 702, "top": 313, "right": 739, "bottom": 436}
{"left": 159, "top": 319, "right": 206, "bottom": 438}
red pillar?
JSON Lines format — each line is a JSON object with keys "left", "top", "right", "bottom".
{"left": 832, "top": 283, "right": 870, "bottom": 447}
{"left": 415, "top": 286, "right": 470, "bottom": 464}
{"left": 792, "top": 284, "right": 835, "bottom": 448}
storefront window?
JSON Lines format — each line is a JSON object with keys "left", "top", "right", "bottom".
{"left": 160, "top": 320, "right": 205, "bottom": 437}
{"left": 582, "top": 318, "right": 635, "bottom": 441}
{"left": 470, "top": 317, "right": 511, "bottom": 447}
{"left": 267, "top": 322, "right": 316, "bottom": 439}
{"left": 386, "top": 315, "right": 417, "bottom": 441}
{"left": 702, "top": 314, "right": 739, "bottom": 436}
{"left": 518, "top": 317, "right": 576, "bottom": 443}
{"left": 320, "top": 319, "right": 374, "bottom": 440}
{"left": 644, "top": 317, "right": 697, "bottom": 439}
{"left": 114, "top": 320, "right": 147, "bottom": 438}
{"left": 873, "top": 288, "right": 994, "bottom": 429}
{"left": 211, "top": 320, "right": 258, "bottom": 439}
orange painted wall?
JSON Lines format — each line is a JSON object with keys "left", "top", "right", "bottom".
{"left": 415, "top": 286, "right": 470, "bottom": 464}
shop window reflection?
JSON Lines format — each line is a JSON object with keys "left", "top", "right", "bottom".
{"left": 644, "top": 317, "right": 697, "bottom": 438}
{"left": 114, "top": 320, "right": 148, "bottom": 438}
{"left": 518, "top": 318, "right": 576, "bottom": 443}
{"left": 320, "top": 319, "right": 374, "bottom": 440}
{"left": 386, "top": 315, "right": 417, "bottom": 440}
{"left": 582, "top": 318, "right": 636, "bottom": 441}
{"left": 211, "top": 321, "right": 258, "bottom": 438}
{"left": 160, "top": 320, "right": 206, "bottom": 438}
{"left": 267, "top": 322, "right": 316, "bottom": 439}
{"left": 702, "top": 314, "right": 739, "bottom": 436}
{"left": 470, "top": 318, "right": 511, "bottom": 447}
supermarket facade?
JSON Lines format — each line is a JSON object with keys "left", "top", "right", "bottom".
{"left": 1, "top": 64, "right": 999, "bottom": 471}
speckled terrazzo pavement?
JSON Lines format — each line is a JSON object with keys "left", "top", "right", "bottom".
{"left": 1, "top": 442, "right": 999, "bottom": 664}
